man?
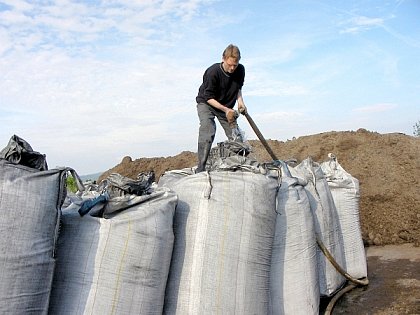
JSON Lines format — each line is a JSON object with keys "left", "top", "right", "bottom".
{"left": 195, "top": 44, "right": 248, "bottom": 172}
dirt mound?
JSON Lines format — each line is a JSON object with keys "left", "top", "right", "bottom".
{"left": 98, "top": 129, "right": 420, "bottom": 246}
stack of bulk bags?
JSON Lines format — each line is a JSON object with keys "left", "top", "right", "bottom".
{"left": 270, "top": 161, "right": 319, "bottom": 315}
{"left": 294, "top": 158, "right": 346, "bottom": 297}
{"left": 0, "top": 135, "right": 78, "bottom": 314}
{"left": 48, "top": 174, "right": 177, "bottom": 315}
{"left": 321, "top": 154, "right": 367, "bottom": 279}
{"left": 163, "top": 155, "right": 280, "bottom": 314}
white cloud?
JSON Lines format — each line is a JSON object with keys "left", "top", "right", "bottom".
{"left": 1, "top": 0, "right": 33, "bottom": 12}
{"left": 0, "top": 50, "right": 198, "bottom": 121}
{"left": 340, "top": 13, "right": 420, "bottom": 48}
{"left": 353, "top": 103, "right": 397, "bottom": 113}
{"left": 253, "top": 110, "right": 305, "bottom": 122}
{"left": 353, "top": 16, "right": 384, "bottom": 27}
{"left": 340, "top": 15, "right": 384, "bottom": 34}
{"left": 0, "top": 28, "right": 12, "bottom": 55}
{"left": 246, "top": 80, "right": 308, "bottom": 97}
{"left": 0, "top": 0, "right": 209, "bottom": 54}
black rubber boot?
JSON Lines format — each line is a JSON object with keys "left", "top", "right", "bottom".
{"left": 196, "top": 142, "right": 212, "bottom": 173}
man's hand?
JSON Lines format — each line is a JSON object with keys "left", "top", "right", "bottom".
{"left": 238, "top": 104, "right": 247, "bottom": 115}
{"left": 226, "top": 109, "right": 237, "bottom": 124}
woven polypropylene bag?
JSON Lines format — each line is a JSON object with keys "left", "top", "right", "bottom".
{"left": 294, "top": 158, "right": 346, "bottom": 297}
{"left": 321, "top": 154, "right": 367, "bottom": 279}
{"left": 0, "top": 160, "right": 68, "bottom": 314}
{"left": 48, "top": 188, "right": 177, "bottom": 315}
{"left": 270, "top": 162, "right": 319, "bottom": 314}
{"left": 163, "top": 169, "right": 280, "bottom": 314}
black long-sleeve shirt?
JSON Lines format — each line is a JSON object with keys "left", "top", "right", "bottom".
{"left": 196, "top": 62, "right": 245, "bottom": 109}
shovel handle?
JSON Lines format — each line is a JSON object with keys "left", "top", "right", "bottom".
{"left": 243, "top": 113, "right": 278, "bottom": 161}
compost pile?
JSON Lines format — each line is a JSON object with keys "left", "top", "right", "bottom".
{"left": 99, "top": 129, "right": 420, "bottom": 246}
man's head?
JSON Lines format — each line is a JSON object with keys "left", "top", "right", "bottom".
{"left": 222, "top": 44, "right": 241, "bottom": 73}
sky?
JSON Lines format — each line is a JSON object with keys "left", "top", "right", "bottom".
{"left": 1, "top": 0, "right": 419, "bottom": 175}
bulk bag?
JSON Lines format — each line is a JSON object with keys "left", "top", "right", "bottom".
{"left": 0, "top": 160, "right": 71, "bottom": 314}
{"left": 321, "top": 154, "right": 367, "bottom": 279}
{"left": 294, "top": 158, "right": 346, "bottom": 297}
{"left": 163, "top": 157, "right": 280, "bottom": 314}
{"left": 48, "top": 187, "right": 177, "bottom": 315}
{"left": 270, "top": 161, "right": 319, "bottom": 314}
{"left": 158, "top": 167, "right": 195, "bottom": 188}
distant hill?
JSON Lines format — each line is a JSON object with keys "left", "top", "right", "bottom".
{"left": 79, "top": 172, "right": 102, "bottom": 182}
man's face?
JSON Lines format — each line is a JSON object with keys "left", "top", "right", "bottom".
{"left": 222, "top": 56, "right": 239, "bottom": 73}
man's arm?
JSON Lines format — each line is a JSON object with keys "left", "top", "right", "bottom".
{"left": 207, "top": 98, "right": 234, "bottom": 114}
{"left": 207, "top": 98, "right": 237, "bottom": 124}
{"left": 236, "top": 90, "right": 247, "bottom": 114}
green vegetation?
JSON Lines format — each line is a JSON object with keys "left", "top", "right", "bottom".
{"left": 66, "top": 175, "right": 78, "bottom": 193}
{"left": 414, "top": 121, "right": 420, "bottom": 137}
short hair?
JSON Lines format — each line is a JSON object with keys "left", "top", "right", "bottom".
{"left": 222, "top": 44, "right": 241, "bottom": 61}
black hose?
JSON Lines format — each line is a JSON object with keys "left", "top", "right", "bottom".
{"left": 324, "top": 283, "right": 357, "bottom": 315}
{"left": 316, "top": 235, "right": 369, "bottom": 286}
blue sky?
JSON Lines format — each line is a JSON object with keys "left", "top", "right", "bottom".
{"left": 1, "top": 0, "right": 419, "bottom": 175}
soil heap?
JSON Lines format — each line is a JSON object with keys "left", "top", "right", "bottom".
{"left": 98, "top": 129, "right": 420, "bottom": 246}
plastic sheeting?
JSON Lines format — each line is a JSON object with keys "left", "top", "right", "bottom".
{"left": 48, "top": 188, "right": 177, "bottom": 315}
{"left": 270, "top": 161, "right": 319, "bottom": 315}
{"left": 101, "top": 172, "right": 155, "bottom": 196}
{"left": 0, "top": 160, "right": 69, "bottom": 314}
{"left": 294, "top": 158, "right": 346, "bottom": 297}
{"left": 321, "top": 154, "right": 367, "bottom": 279}
{"left": 0, "top": 134, "right": 48, "bottom": 171}
{"left": 163, "top": 162, "right": 280, "bottom": 314}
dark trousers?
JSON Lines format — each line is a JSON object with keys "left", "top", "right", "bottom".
{"left": 196, "top": 103, "right": 233, "bottom": 172}
{"left": 197, "top": 103, "right": 233, "bottom": 143}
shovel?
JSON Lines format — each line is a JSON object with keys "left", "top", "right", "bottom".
{"left": 242, "top": 112, "right": 278, "bottom": 160}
